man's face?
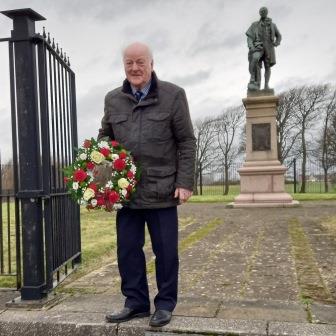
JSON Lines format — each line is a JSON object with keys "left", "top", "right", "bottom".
{"left": 123, "top": 46, "right": 153, "bottom": 89}
{"left": 259, "top": 7, "right": 268, "bottom": 19}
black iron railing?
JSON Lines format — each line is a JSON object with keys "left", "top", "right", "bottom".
{"left": 0, "top": 8, "right": 81, "bottom": 300}
{"left": 196, "top": 159, "right": 336, "bottom": 195}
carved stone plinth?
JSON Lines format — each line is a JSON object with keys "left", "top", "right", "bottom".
{"left": 230, "top": 94, "right": 299, "bottom": 208}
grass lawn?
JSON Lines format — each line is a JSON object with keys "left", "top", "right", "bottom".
{"left": 195, "top": 182, "right": 336, "bottom": 196}
{"left": 190, "top": 193, "right": 336, "bottom": 203}
{"left": 69, "top": 208, "right": 117, "bottom": 280}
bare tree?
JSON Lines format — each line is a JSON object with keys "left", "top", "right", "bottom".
{"left": 193, "top": 117, "right": 216, "bottom": 195}
{"left": 0, "top": 159, "right": 14, "bottom": 192}
{"left": 316, "top": 87, "right": 336, "bottom": 192}
{"left": 330, "top": 113, "right": 336, "bottom": 164}
{"left": 296, "top": 84, "right": 329, "bottom": 193}
{"left": 277, "top": 88, "right": 301, "bottom": 163}
{"left": 214, "top": 105, "right": 244, "bottom": 195}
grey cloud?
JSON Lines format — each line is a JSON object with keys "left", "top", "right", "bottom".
{"left": 268, "top": 4, "right": 292, "bottom": 21}
{"left": 325, "top": 60, "right": 336, "bottom": 83}
{"left": 121, "top": 27, "right": 171, "bottom": 53}
{"left": 76, "top": 83, "right": 111, "bottom": 142}
{"left": 189, "top": 22, "right": 243, "bottom": 56}
{"left": 169, "top": 69, "right": 211, "bottom": 87}
{"left": 275, "top": 76, "right": 317, "bottom": 92}
{"left": 41, "top": 0, "right": 161, "bottom": 22}
{"left": 0, "top": 109, "right": 13, "bottom": 162}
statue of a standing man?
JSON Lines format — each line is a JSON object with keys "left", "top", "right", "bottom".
{"left": 246, "top": 7, "right": 282, "bottom": 92}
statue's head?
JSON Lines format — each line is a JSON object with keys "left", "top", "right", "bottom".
{"left": 259, "top": 7, "right": 268, "bottom": 19}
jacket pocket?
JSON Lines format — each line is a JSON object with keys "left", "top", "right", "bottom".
{"left": 145, "top": 113, "right": 171, "bottom": 140}
{"left": 146, "top": 166, "right": 176, "bottom": 200}
{"left": 109, "top": 114, "right": 129, "bottom": 143}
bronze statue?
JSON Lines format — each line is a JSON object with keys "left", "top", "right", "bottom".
{"left": 246, "top": 7, "right": 282, "bottom": 92}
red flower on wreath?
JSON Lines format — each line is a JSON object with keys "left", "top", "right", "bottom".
{"left": 100, "top": 147, "right": 110, "bottom": 157}
{"left": 73, "top": 169, "right": 87, "bottom": 182}
{"left": 119, "top": 151, "right": 127, "bottom": 159}
{"left": 126, "top": 171, "right": 134, "bottom": 179}
{"left": 96, "top": 193, "right": 105, "bottom": 206}
{"left": 83, "top": 140, "right": 92, "bottom": 148}
{"left": 114, "top": 159, "right": 126, "bottom": 171}
{"left": 108, "top": 190, "right": 120, "bottom": 204}
{"left": 88, "top": 182, "right": 98, "bottom": 192}
{"left": 111, "top": 140, "right": 119, "bottom": 147}
{"left": 86, "top": 161, "right": 95, "bottom": 170}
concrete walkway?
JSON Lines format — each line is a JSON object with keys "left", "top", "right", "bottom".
{"left": 1, "top": 201, "right": 336, "bottom": 335}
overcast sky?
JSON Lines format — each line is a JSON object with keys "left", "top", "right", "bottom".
{"left": 1, "top": 0, "right": 336, "bottom": 161}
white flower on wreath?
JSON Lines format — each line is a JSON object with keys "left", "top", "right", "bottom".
{"left": 73, "top": 182, "right": 79, "bottom": 190}
{"left": 113, "top": 203, "right": 123, "bottom": 210}
{"left": 106, "top": 181, "right": 114, "bottom": 188}
{"left": 130, "top": 164, "right": 136, "bottom": 173}
{"left": 121, "top": 189, "right": 127, "bottom": 197}
{"left": 91, "top": 199, "right": 98, "bottom": 207}
{"left": 118, "top": 178, "right": 129, "bottom": 189}
{"left": 79, "top": 153, "right": 87, "bottom": 160}
{"left": 83, "top": 188, "right": 95, "bottom": 201}
{"left": 91, "top": 150, "right": 104, "bottom": 164}
{"left": 98, "top": 140, "right": 109, "bottom": 149}
{"left": 111, "top": 154, "right": 119, "bottom": 161}
{"left": 80, "top": 199, "right": 88, "bottom": 206}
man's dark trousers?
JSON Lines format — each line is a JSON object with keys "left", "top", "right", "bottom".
{"left": 116, "top": 206, "right": 179, "bottom": 312}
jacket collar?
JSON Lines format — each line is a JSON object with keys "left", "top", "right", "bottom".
{"left": 122, "top": 71, "right": 159, "bottom": 100}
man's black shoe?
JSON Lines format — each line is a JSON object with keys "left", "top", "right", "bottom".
{"left": 149, "top": 309, "right": 172, "bottom": 327}
{"left": 105, "top": 307, "right": 150, "bottom": 323}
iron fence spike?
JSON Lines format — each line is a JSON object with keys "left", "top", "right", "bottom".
{"left": 47, "top": 32, "right": 51, "bottom": 44}
{"left": 60, "top": 48, "right": 63, "bottom": 58}
{"left": 52, "top": 38, "right": 55, "bottom": 49}
{"left": 56, "top": 43, "right": 60, "bottom": 54}
{"left": 67, "top": 57, "right": 71, "bottom": 67}
{"left": 42, "top": 27, "right": 46, "bottom": 39}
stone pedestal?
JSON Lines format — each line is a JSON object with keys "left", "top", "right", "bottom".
{"left": 231, "top": 94, "right": 299, "bottom": 208}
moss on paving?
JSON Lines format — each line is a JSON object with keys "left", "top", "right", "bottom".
{"left": 239, "top": 228, "right": 265, "bottom": 297}
{"left": 288, "top": 218, "right": 334, "bottom": 304}
{"left": 320, "top": 215, "right": 336, "bottom": 238}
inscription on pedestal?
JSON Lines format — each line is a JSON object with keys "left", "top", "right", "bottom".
{"left": 252, "top": 123, "right": 271, "bottom": 151}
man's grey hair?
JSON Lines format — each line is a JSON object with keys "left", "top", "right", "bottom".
{"left": 122, "top": 42, "right": 153, "bottom": 61}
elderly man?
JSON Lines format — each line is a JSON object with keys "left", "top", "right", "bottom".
{"left": 246, "top": 7, "right": 282, "bottom": 91}
{"left": 98, "top": 42, "right": 196, "bottom": 327}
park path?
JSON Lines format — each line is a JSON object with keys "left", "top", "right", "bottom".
{"left": 1, "top": 201, "right": 336, "bottom": 335}
{"left": 58, "top": 201, "right": 336, "bottom": 324}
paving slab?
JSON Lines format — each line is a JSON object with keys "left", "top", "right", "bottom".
{"left": 118, "top": 316, "right": 268, "bottom": 336}
{"left": 174, "top": 296, "right": 221, "bottom": 317}
{"left": 269, "top": 321, "right": 336, "bottom": 336}
{"left": 311, "top": 303, "right": 336, "bottom": 324}
{"left": 0, "top": 310, "right": 117, "bottom": 336}
{"left": 217, "top": 300, "right": 308, "bottom": 322}
{"left": 50, "top": 293, "right": 124, "bottom": 313}
{"left": 0, "top": 290, "right": 19, "bottom": 310}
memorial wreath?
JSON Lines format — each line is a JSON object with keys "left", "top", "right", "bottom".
{"left": 64, "top": 138, "right": 139, "bottom": 212}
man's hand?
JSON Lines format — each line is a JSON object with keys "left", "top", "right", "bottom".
{"left": 174, "top": 188, "right": 193, "bottom": 204}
